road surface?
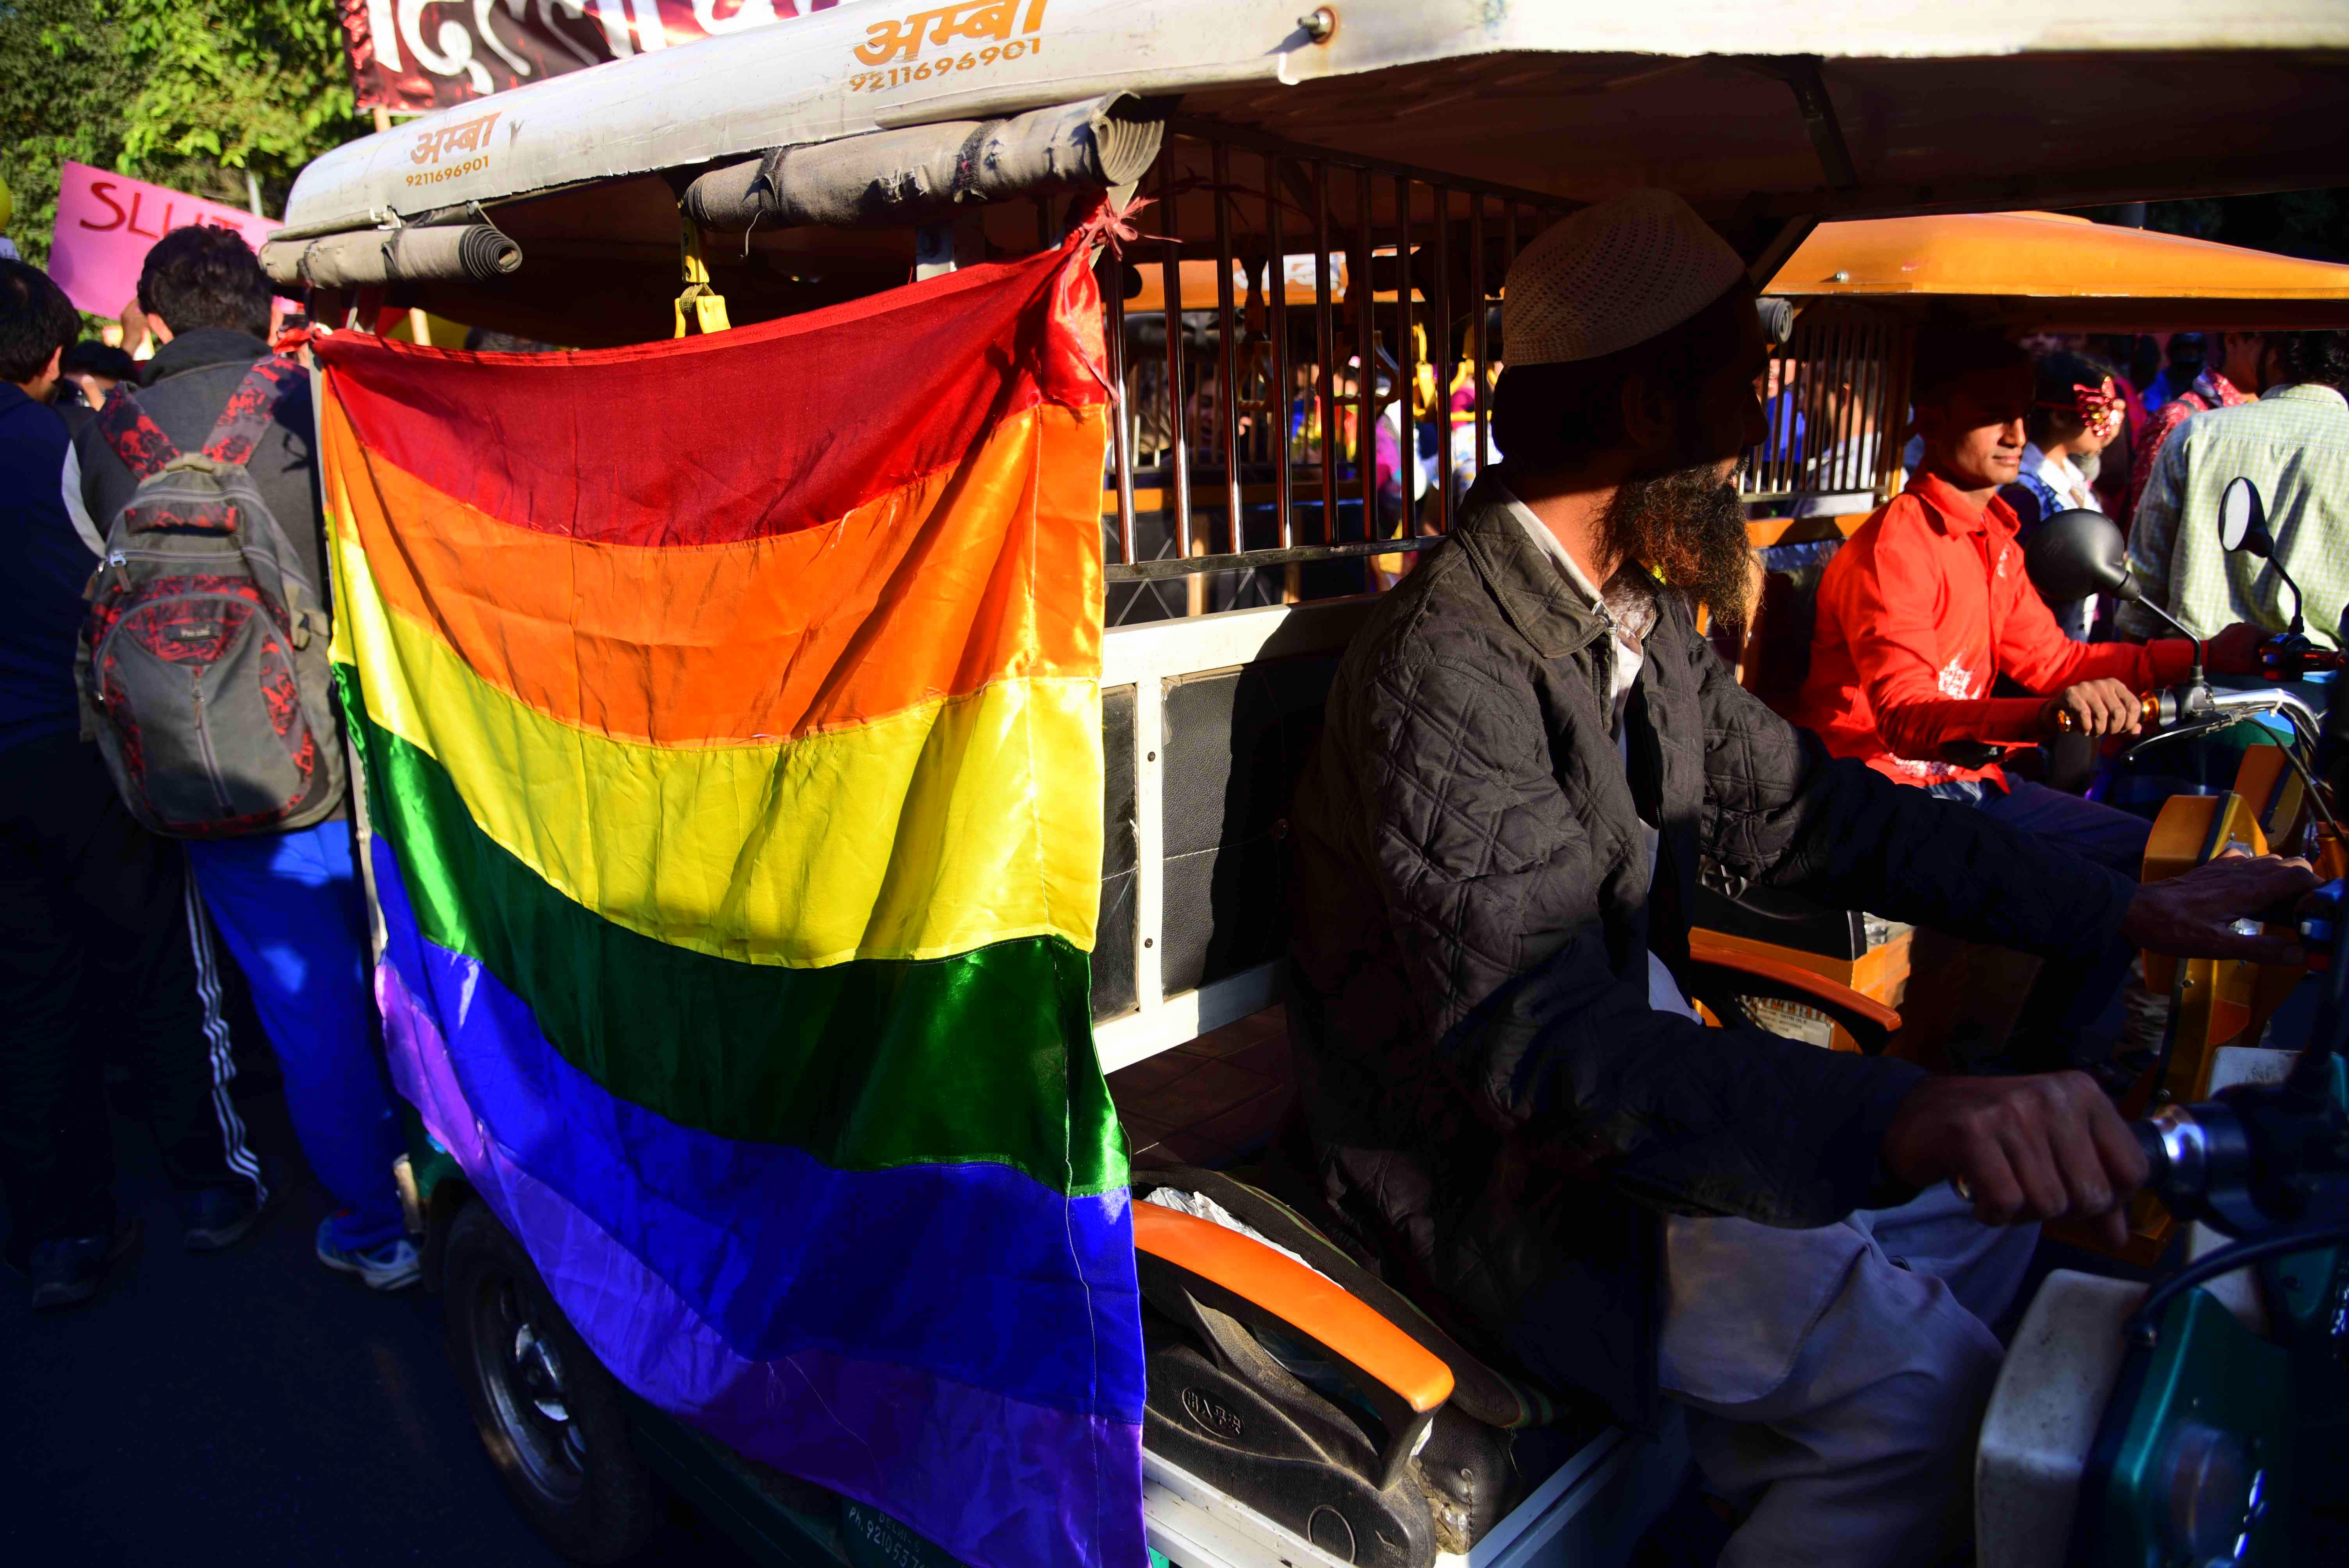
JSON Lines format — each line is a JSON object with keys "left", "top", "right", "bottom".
{"left": 2, "top": 1075, "right": 755, "bottom": 1567}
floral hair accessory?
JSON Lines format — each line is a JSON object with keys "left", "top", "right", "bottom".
{"left": 2038, "top": 375, "right": 2125, "bottom": 443}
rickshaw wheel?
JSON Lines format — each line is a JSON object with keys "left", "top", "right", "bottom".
{"left": 445, "top": 1198, "right": 659, "bottom": 1563}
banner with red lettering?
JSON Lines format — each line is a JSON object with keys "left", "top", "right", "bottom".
{"left": 48, "top": 162, "right": 280, "bottom": 319}
{"left": 338, "top": 0, "right": 850, "bottom": 112}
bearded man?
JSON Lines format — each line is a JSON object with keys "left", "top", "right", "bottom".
{"left": 1284, "top": 191, "right": 2308, "bottom": 1564}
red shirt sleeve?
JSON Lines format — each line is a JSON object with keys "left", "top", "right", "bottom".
{"left": 1826, "top": 500, "right": 2047, "bottom": 755}
{"left": 1822, "top": 501, "right": 2203, "bottom": 757}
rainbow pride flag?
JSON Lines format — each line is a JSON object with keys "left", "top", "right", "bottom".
{"left": 317, "top": 237, "right": 1141, "bottom": 1566}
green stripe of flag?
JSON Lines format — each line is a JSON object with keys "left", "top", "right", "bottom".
{"left": 341, "top": 669, "right": 1125, "bottom": 1198}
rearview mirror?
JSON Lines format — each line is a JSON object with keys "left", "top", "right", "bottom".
{"left": 2023, "top": 508, "right": 2137, "bottom": 604}
{"left": 2219, "top": 477, "right": 2273, "bottom": 557}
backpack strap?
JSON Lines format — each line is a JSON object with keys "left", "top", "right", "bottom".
{"left": 203, "top": 356, "right": 306, "bottom": 467}
{"left": 94, "top": 383, "right": 183, "bottom": 482}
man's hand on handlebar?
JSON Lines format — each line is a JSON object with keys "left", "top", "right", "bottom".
{"left": 2203, "top": 622, "right": 2268, "bottom": 677}
{"left": 2041, "top": 678, "right": 2149, "bottom": 738}
{"left": 2120, "top": 848, "right": 2319, "bottom": 964}
{"left": 1882, "top": 1074, "right": 2148, "bottom": 1248}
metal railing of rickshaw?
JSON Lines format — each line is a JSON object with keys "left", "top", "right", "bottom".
{"left": 1096, "top": 121, "right": 1572, "bottom": 624}
{"left": 1739, "top": 299, "right": 1911, "bottom": 510}
{"left": 1094, "top": 126, "right": 1914, "bottom": 623}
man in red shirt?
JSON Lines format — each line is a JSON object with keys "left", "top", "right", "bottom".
{"left": 1794, "top": 329, "right": 2263, "bottom": 1068}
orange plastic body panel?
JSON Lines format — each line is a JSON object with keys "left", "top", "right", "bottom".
{"left": 1686, "top": 925, "right": 1911, "bottom": 1053}
{"left": 2074, "top": 758, "right": 2322, "bottom": 1267}
{"left": 1688, "top": 939, "right": 1904, "bottom": 1033}
{"left": 1131, "top": 1203, "right": 1456, "bottom": 1415}
{"left": 2140, "top": 789, "right": 2269, "bottom": 1099}
{"left": 2045, "top": 1212, "right": 2174, "bottom": 1270}
{"left": 2235, "top": 743, "right": 2301, "bottom": 843}
{"left": 2234, "top": 746, "right": 2313, "bottom": 1044}
{"left": 1766, "top": 210, "right": 2349, "bottom": 328}
{"left": 2142, "top": 789, "right": 2264, "bottom": 1098}
{"left": 1745, "top": 513, "right": 1876, "bottom": 549}
{"left": 1128, "top": 257, "right": 1331, "bottom": 313}
{"left": 1686, "top": 927, "right": 1911, "bottom": 1006}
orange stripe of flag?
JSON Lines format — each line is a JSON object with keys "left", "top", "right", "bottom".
{"left": 323, "top": 393, "right": 1105, "bottom": 748}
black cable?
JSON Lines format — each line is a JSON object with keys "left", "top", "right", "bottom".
{"left": 2125, "top": 1223, "right": 2349, "bottom": 1346}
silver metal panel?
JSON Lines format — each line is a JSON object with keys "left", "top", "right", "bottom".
{"left": 1144, "top": 1421, "right": 1687, "bottom": 1568}
{"left": 1471, "top": 1413, "right": 1690, "bottom": 1568}
{"left": 1094, "top": 596, "right": 1375, "bottom": 1069}
{"left": 1143, "top": 1448, "right": 1355, "bottom": 1568}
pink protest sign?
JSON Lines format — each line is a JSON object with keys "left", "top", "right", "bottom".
{"left": 49, "top": 162, "right": 278, "bottom": 318}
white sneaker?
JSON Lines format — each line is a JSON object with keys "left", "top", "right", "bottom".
{"left": 315, "top": 1217, "right": 423, "bottom": 1290}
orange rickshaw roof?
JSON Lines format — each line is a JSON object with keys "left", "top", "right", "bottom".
{"left": 1765, "top": 211, "right": 2349, "bottom": 329}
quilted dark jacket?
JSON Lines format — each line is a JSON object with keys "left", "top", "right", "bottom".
{"left": 1285, "top": 477, "right": 2137, "bottom": 1425}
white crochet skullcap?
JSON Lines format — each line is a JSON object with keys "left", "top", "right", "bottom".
{"left": 1502, "top": 189, "right": 1746, "bottom": 365}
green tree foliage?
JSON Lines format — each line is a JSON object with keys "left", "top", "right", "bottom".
{"left": 2079, "top": 192, "right": 2349, "bottom": 264}
{"left": 0, "top": 0, "right": 128, "bottom": 268}
{"left": 2156, "top": 190, "right": 2349, "bottom": 264}
{"left": 1, "top": 0, "right": 368, "bottom": 270}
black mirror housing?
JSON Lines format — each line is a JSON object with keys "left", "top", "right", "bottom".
{"left": 2024, "top": 508, "right": 2135, "bottom": 605}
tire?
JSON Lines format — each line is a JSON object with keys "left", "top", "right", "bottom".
{"left": 444, "top": 1198, "right": 660, "bottom": 1563}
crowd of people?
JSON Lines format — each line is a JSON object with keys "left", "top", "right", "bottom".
{"left": 2, "top": 229, "right": 417, "bottom": 1311}
{"left": 1743, "top": 314, "right": 2347, "bottom": 1087}
{"left": 1900, "top": 325, "right": 2349, "bottom": 656}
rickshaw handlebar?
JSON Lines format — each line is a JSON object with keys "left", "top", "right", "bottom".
{"left": 2048, "top": 692, "right": 2163, "bottom": 734}
{"left": 2047, "top": 683, "right": 2323, "bottom": 739}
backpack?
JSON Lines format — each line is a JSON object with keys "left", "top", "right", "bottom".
{"left": 75, "top": 357, "right": 346, "bottom": 838}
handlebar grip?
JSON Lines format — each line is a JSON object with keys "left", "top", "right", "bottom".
{"left": 2050, "top": 692, "right": 2162, "bottom": 734}
{"left": 2130, "top": 1115, "right": 2200, "bottom": 1214}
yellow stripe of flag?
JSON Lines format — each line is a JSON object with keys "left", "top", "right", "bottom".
{"left": 334, "top": 533, "right": 1101, "bottom": 968}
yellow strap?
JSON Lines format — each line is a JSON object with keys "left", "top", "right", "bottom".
{"left": 673, "top": 216, "right": 732, "bottom": 338}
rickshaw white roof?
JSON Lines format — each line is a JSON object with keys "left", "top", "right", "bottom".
{"left": 282, "top": 0, "right": 2349, "bottom": 237}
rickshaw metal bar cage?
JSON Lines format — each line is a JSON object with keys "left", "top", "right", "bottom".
{"left": 1264, "top": 151, "right": 1294, "bottom": 559}
{"left": 1737, "top": 299, "right": 1910, "bottom": 510}
{"left": 1099, "top": 122, "right": 1571, "bottom": 624}
{"left": 1213, "top": 139, "right": 1244, "bottom": 561}
{"left": 1157, "top": 158, "right": 1193, "bottom": 597}
{"left": 1103, "top": 253, "right": 1138, "bottom": 565}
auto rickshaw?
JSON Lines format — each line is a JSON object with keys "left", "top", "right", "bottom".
{"left": 1696, "top": 210, "right": 2349, "bottom": 1064}
{"left": 265, "top": 4, "right": 2349, "bottom": 1563}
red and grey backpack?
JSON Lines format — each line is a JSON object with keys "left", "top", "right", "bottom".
{"left": 75, "top": 358, "right": 346, "bottom": 837}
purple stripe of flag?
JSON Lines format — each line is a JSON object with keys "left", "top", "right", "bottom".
{"left": 363, "top": 835, "right": 1142, "bottom": 1420}
{"left": 379, "top": 943, "right": 1145, "bottom": 1568}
